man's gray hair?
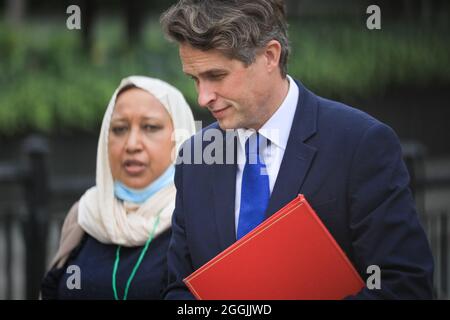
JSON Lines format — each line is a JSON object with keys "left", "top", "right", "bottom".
{"left": 160, "top": 0, "right": 290, "bottom": 78}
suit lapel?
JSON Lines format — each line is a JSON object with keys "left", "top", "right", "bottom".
{"left": 212, "top": 130, "right": 238, "bottom": 250}
{"left": 266, "top": 81, "right": 319, "bottom": 216}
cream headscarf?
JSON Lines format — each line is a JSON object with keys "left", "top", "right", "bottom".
{"left": 78, "top": 76, "right": 196, "bottom": 246}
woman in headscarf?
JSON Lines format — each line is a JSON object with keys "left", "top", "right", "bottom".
{"left": 41, "top": 76, "right": 196, "bottom": 299}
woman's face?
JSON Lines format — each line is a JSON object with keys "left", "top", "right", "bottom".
{"left": 108, "top": 87, "right": 174, "bottom": 189}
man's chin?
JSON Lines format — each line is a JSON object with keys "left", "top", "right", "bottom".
{"left": 217, "top": 119, "right": 237, "bottom": 130}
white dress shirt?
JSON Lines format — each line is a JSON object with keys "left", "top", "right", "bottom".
{"left": 234, "top": 75, "right": 300, "bottom": 234}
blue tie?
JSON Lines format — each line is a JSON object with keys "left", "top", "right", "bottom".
{"left": 237, "top": 133, "right": 270, "bottom": 239}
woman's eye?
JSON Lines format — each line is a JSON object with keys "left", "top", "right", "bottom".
{"left": 111, "top": 126, "right": 127, "bottom": 135}
{"left": 143, "top": 124, "right": 162, "bottom": 132}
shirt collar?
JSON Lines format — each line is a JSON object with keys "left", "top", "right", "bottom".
{"left": 237, "top": 75, "right": 299, "bottom": 151}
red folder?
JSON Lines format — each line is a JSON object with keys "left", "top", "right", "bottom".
{"left": 184, "top": 195, "right": 365, "bottom": 300}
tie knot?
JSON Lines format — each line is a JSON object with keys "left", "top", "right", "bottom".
{"left": 245, "top": 133, "right": 259, "bottom": 156}
{"left": 245, "top": 133, "right": 270, "bottom": 163}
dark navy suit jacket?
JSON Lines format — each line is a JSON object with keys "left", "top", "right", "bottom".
{"left": 164, "top": 81, "right": 434, "bottom": 299}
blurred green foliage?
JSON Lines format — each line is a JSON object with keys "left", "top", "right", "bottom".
{"left": 0, "top": 17, "right": 449, "bottom": 135}
{"left": 289, "top": 19, "right": 450, "bottom": 97}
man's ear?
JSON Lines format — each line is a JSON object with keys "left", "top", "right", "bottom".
{"left": 263, "top": 40, "right": 282, "bottom": 74}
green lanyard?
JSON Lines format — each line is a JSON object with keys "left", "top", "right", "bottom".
{"left": 112, "top": 214, "right": 161, "bottom": 300}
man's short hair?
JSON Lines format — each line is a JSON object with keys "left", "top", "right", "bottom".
{"left": 160, "top": 0, "right": 290, "bottom": 78}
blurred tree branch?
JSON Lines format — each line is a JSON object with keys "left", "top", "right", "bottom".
{"left": 71, "top": 0, "right": 97, "bottom": 53}
{"left": 123, "top": 0, "right": 144, "bottom": 48}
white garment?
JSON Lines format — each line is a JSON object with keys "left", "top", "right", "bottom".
{"left": 234, "top": 75, "right": 299, "bottom": 234}
{"left": 78, "top": 76, "right": 196, "bottom": 246}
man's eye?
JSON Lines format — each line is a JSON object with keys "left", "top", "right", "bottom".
{"left": 209, "top": 74, "right": 226, "bottom": 80}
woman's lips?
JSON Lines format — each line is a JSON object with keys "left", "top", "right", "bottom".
{"left": 123, "top": 160, "right": 146, "bottom": 176}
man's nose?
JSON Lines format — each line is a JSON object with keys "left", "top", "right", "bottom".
{"left": 197, "top": 82, "right": 217, "bottom": 108}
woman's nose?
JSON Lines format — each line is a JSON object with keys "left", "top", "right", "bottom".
{"left": 125, "top": 127, "right": 143, "bottom": 152}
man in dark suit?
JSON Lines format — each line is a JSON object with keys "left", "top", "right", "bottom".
{"left": 160, "top": 0, "right": 434, "bottom": 299}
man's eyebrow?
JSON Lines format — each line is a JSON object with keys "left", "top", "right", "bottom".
{"left": 184, "top": 68, "right": 228, "bottom": 78}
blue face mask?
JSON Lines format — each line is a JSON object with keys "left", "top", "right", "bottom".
{"left": 114, "top": 165, "right": 175, "bottom": 204}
